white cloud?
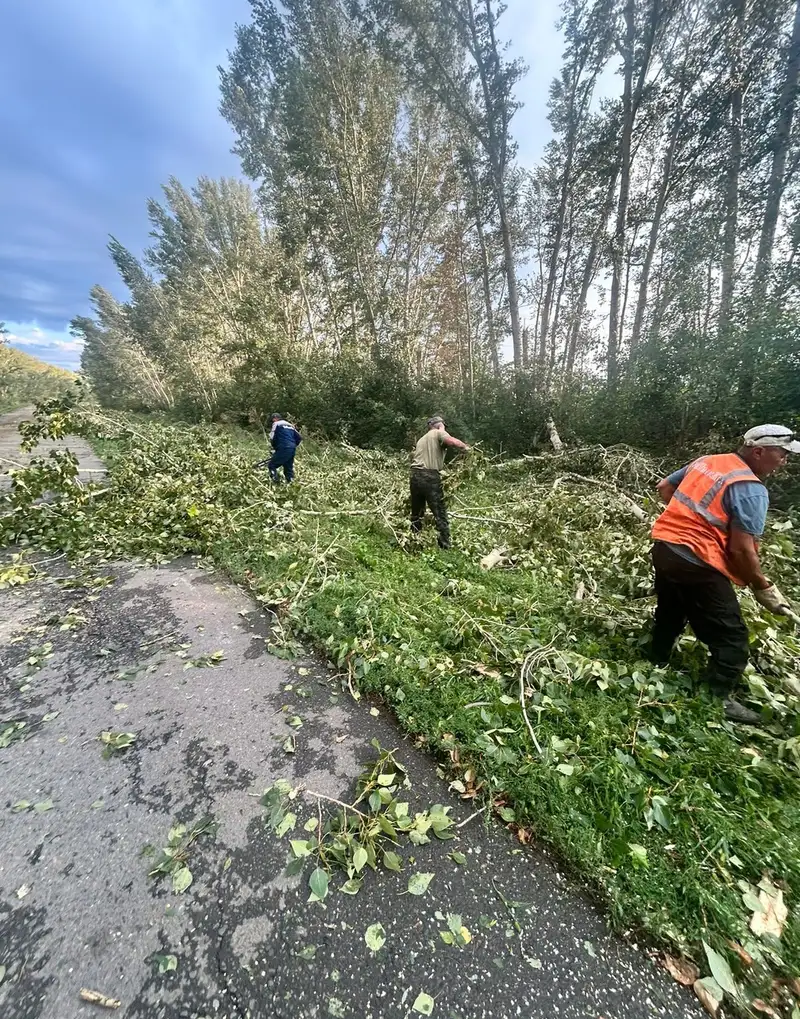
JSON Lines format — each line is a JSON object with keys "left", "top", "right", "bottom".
{"left": 4, "top": 319, "right": 84, "bottom": 371}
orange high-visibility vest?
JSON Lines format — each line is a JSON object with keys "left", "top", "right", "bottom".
{"left": 652, "top": 453, "right": 764, "bottom": 585}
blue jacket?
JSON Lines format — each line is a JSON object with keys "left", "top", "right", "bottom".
{"left": 270, "top": 419, "right": 302, "bottom": 454}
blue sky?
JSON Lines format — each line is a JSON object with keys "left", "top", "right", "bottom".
{"left": 0, "top": 0, "right": 564, "bottom": 371}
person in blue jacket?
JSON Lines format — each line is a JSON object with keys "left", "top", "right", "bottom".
{"left": 266, "top": 413, "right": 302, "bottom": 483}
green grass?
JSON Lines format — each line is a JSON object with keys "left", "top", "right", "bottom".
{"left": 6, "top": 407, "right": 800, "bottom": 1015}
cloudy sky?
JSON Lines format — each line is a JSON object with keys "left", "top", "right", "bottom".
{"left": 0, "top": 0, "right": 565, "bottom": 371}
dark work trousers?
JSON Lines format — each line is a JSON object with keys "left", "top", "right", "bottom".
{"left": 651, "top": 541, "right": 749, "bottom": 695}
{"left": 268, "top": 449, "right": 295, "bottom": 483}
{"left": 410, "top": 469, "right": 450, "bottom": 548}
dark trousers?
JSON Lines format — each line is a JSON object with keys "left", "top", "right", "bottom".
{"left": 410, "top": 469, "right": 450, "bottom": 548}
{"left": 651, "top": 541, "right": 749, "bottom": 695}
{"left": 268, "top": 450, "right": 295, "bottom": 483}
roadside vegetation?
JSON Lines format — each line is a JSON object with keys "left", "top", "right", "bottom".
{"left": 4, "top": 396, "right": 800, "bottom": 1017}
{"left": 0, "top": 342, "right": 75, "bottom": 414}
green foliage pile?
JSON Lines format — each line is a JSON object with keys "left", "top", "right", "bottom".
{"left": 0, "top": 344, "right": 75, "bottom": 414}
{"left": 5, "top": 399, "right": 800, "bottom": 1015}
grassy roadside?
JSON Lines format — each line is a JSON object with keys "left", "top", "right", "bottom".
{"left": 4, "top": 406, "right": 800, "bottom": 1016}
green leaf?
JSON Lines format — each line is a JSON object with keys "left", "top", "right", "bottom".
{"left": 156, "top": 954, "right": 178, "bottom": 974}
{"left": 308, "top": 867, "right": 329, "bottom": 902}
{"left": 407, "top": 872, "right": 434, "bottom": 896}
{"left": 352, "top": 846, "right": 368, "bottom": 873}
{"left": 555, "top": 763, "right": 574, "bottom": 776}
{"left": 650, "top": 795, "right": 672, "bottom": 831}
{"left": 304, "top": 817, "right": 319, "bottom": 832}
{"left": 91, "top": 799, "right": 104, "bottom": 810}
{"left": 295, "top": 945, "right": 317, "bottom": 960}
{"left": 285, "top": 857, "right": 305, "bottom": 877}
{"left": 365, "top": 922, "right": 386, "bottom": 952}
{"left": 11, "top": 800, "right": 31, "bottom": 812}
{"left": 290, "top": 839, "right": 313, "bottom": 858}
{"left": 288, "top": 715, "right": 303, "bottom": 729}
{"left": 276, "top": 811, "right": 297, "bottom": 837}
{"left": 340, "top": 878, "right": 362, "bottom": 895}
{"left": 327, "top": 997, "right": 346, "bottom": 1017}
{"left": 628, "top": 843, "right": 648, "bottom": 869}
{"left": 172, "top": 865, "right": 193, "bottom": 894}
{"left": 702, "top": 942, "right": 737, "bottom": 997}
{"left": 383, "top": 850, "right": 403, "bottom": 872}
{"left": 412, "top": 991, "right": 435, "bottom": 1015}
{"left": 448, "top": 851, "right": 467, "bottom": 865}
{"left": 583, "top": 940, "right": 596, "bottom": 958}
{"left": 33, "top": 799, "right": 54, "bottom": 813}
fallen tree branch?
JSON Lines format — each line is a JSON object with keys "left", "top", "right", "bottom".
{"left": 451, "top": 513, "right": 524, "bottom": 527}
{"left": 300, "top": 788, "right": 369, "bottom": 819}
{"left": 553, "top": 473, "right": 649, "bottom": 522}
{"left": 519, "top": 658, "right": 543, "bottom": 757}
{"left": 456, "top": 805, "right": 490, "bottom": 828}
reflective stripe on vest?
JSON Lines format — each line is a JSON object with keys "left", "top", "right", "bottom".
{"left": 672, "top": 489, "right": 728, "bottom": 530}
{"left": 671, "top": 467, "right": 758, "bottom": 530}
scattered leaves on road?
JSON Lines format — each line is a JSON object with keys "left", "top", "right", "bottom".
{"left": 412, "top": 991, "right": 435, "bottom": 1015}
{"left": 662, "top": 954, "right": 699, "bottom": 986}
{"left": 146, "top": 815, "right": 218, "bottom": 895}
{"left": 0, "top": 721, "right": 27, "bottom": 748}
{"left": 365, "top": 922, "right": 386, "bottom": 952}
{"left": 154, "top": 954, "right": 178, "bottom": 974}
{"left": 439, "top": 914, "right": 471, "bottom": 947}
{"left": 693, "top": 976, "right": 723, "bottom": 1016}
{"left": 308, "top": 867, "right": 329, "bottom": 903}
{"left": 99, "top": 730, "right": 137, "bottom": 758}
{"left": 183, "top": 650, "right": 225, "bottom": 670}
{"left": 407, "top": 872, "right": 434, "bottom": 896}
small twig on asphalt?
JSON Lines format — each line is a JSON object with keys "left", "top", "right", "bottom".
{"left": 301, "top": 788, "right": 369, "bottom": 819}
{"left": 456, "top": 805, "right": 490, "bottom": 829}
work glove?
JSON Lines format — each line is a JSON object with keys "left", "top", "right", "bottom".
{"left": 754, "top": 584, "right": 797, "bottom": 618}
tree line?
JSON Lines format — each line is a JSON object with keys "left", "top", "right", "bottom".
{"left": 72, "top": 0, "right": 800, "bottom": 454}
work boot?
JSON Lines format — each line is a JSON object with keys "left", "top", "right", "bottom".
{"left": 723, "top": 699, "right": 762, "bottom": 726}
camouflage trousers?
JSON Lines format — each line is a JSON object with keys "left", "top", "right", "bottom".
{"left": 410, "top": 469, "right": 450, "bottom": 549}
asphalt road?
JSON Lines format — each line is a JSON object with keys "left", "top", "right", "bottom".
{"left": 0, "top": 405, "right": 106, "bottom": 491}
{"left": 0, "top": 409, "right": 703, "bottom": 1019}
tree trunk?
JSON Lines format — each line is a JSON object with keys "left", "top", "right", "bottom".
{"left": 475, "top": 212, "right": 500, "bottom": 376}
{"left": 465, "top": 0, "right": 523, "bottom": 371}
{"left": 564, "top": 170, "right": 619, "bottom": 378}
{"left": 629, "top": 109, "right": 683, "bottom": 358}
{"left": 751, "top": 0, "right": 800, "bottom": 308}
{"left": 496, "top": 186, "right": 524, "bottom": 371}
{"left": 719, "top": 0, "right": 745, "bottom": 333}
{"left": 607, "top": 0, "right": 636, "bottom": 387}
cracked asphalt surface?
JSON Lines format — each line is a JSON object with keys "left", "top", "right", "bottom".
{"left": 0, "top": 409, "right": 704, "bottom": 1019}
{"left": 0, "top": 563, "right": 704, "bottom": 1019}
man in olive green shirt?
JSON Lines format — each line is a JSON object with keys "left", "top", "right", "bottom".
{"left": 410, "top": 416, "right": 470, "bottom": 548}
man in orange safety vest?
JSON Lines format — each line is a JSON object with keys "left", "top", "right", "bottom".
{"left": 651, "top": 424, "right": 800, "bottom": 724}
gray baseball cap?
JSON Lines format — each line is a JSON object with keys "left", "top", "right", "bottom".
{"left": 743, "top": 424, "right": 800, "bottom": 453}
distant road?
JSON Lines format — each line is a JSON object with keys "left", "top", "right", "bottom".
{"left": 0, "top": 405, "right": 106, "bottom": 490}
